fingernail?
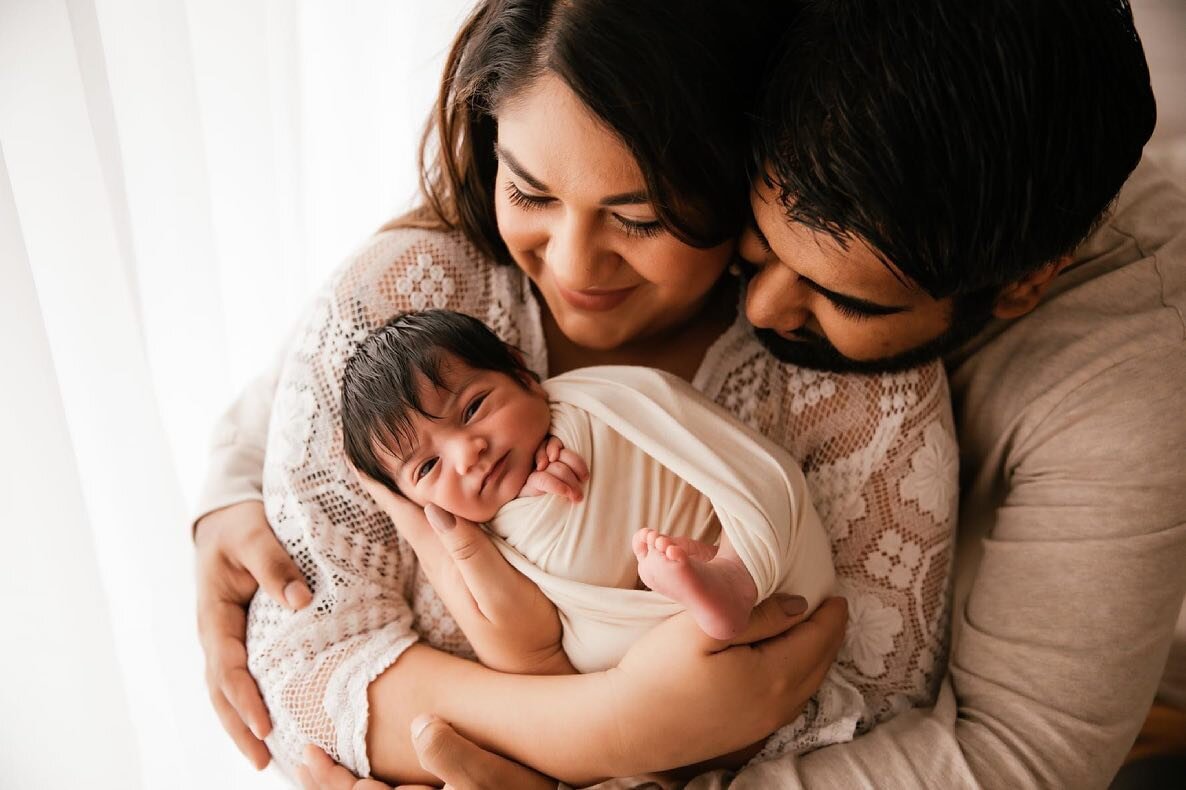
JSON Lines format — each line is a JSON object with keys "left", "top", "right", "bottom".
{"left": 425, "top": 505, "right": 455, "bottom": 532}
{"left": 777, "top": 595, "right": 808, "bottom": 616}
{"left": 251, "top": 720, "right": 266, "bottom": 741}
{"left": 410, "top": 713, "right": 435, "bottom": 740}
{"left": 284, "top": 580, "right": 311, "bottom": 610}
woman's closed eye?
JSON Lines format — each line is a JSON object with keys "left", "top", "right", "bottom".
{"left": 505, "top": 181, "right": 552, "bottom": 210}
{"left": 614, "top": 215, "right": 663, "bottom": 239}
{"left": 504, "top": 181, "right": 664, "bottom": 239}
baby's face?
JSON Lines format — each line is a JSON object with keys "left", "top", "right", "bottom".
{"left": 378, "top": 356, "right": 551, "bottom": 523}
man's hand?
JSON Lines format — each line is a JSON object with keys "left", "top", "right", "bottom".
{"left": 297, "top": 716, "right": 554, "bottom": 790}
{"left": 194, "top": 500, "right": 313, "bottom": 769}
{"left": 520, "top": 435, "right": 589, "bottom": 502}
{"left": 356, "top": 471, "right": 573, "bottom": 675}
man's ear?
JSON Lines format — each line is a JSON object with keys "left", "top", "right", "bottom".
{"left": 992, "top": 256, "right": 1073, "bottom": 320}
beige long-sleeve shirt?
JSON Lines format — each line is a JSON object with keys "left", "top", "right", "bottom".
{"left": 196, "top": 157, "right": 1185, "bottom": 787}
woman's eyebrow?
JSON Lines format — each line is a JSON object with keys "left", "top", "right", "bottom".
{"left": 495, "top": 145, "right": 550, "bottom": 192}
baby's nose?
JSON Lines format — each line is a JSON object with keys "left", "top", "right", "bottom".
{"left": 452, "top": 434, "right": 488, "bottom": 474}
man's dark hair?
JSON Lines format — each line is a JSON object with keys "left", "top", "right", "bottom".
{"left": 752, "top": 0, "right": 1156, "bottom": 300}
{"left": 341, "top": 310, "right": 536, "bottom": 494}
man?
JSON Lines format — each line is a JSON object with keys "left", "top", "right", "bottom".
{"left": 733, "top": 1, "right": 1186, "bottom": 786}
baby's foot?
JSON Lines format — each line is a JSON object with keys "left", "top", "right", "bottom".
{"left": 632, "top": 528, "right": 757, "bottom": 640}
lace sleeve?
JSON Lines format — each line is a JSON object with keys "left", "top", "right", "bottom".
{"left": 245, "top": 227, "right": 535, "bottom": 778}
{"left": 705, "top": 341, "right": 957, "bottom": 753}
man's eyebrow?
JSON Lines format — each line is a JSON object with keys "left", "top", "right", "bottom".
{"left": 751, "top": 219, "right": 908, "bottom": 316}
{"left": 496, "top": 145, "right": 649, "bottom": 207}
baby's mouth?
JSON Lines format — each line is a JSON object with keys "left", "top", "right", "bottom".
{"left": 479, "top": 452, "right": 509, "bottom": 494}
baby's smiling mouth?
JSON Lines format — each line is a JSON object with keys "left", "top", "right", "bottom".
{"left": 479, "top": 452, "right": 509, "bottom": 494}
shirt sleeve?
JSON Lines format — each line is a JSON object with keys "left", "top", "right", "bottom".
{"left": 694, "top": 344, "right": 1186, "bottom": 789}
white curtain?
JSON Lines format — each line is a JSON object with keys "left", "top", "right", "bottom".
{"left": 0, "top": 1, "right": 471, "bottom": 787}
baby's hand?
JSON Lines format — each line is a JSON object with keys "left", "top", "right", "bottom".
{"left": 519, "top": 435, "right": 589, "bottom": 502}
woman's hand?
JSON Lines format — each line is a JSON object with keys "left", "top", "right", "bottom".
{"left": 357, "top": 472, "right": 573, "bottom": 676}
{"left": 194, "top": 500, "right": 313, "bottom": 768}
{"left": 602, "top": 594, "right": 848, "bottom": 775}
{"left": 297, "top": 717, "right": 554, "bottom": 790}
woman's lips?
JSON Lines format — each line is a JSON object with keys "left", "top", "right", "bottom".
{"left": 555, "top": 283, "right": 637, "bottom": 312}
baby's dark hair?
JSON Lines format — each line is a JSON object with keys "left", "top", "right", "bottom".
{"left": 341, "top": 309, "right": 537, "bottom": 493}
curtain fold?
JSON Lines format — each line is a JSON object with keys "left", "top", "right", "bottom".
{"left": 1, "top": 0, "right": 468, "bottom": 786}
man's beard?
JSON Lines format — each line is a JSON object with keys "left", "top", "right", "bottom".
{"left": 754, "top": 290, "right": 998, "bottom": 374}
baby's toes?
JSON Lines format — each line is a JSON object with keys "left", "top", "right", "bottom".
{"left": 664, "top": 543, "right": 687, "bottom": 563}
{"left": 631, "top": 528, "right": 650, "bottom": 561}
{"left": 654, "top": 534, "right": 671, "bottom": 554}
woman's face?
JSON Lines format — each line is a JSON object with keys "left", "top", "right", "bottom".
{"left": 494, "top": 74, "right": 733, "bottom": 352}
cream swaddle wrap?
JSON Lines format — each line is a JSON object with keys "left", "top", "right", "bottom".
{"left": 489, "top": 366, "right": 836, "bottom": 673}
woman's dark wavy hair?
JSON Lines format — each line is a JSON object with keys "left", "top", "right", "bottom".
{"left": 383, "top": 0, "right": 773, "bottom": 260}
{"left": 751, "top": 0, "right": 1156, "bottom": 300}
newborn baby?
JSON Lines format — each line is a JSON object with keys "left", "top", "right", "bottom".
{"left": 341, "top": 310, "right": 834, "bottom": 669}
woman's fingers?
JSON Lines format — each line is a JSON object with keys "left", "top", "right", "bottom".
{"left": 411, "top": 715, "right": 555, "bottom": 790}
{"left": 354, "top": 470, "right": 447, "bottom": 569}
{"left": 209, "top": 684, "right": 271, "bottom": 770}
{"left": 200, "top": 596, "right": 273, "bottom": 741}
{"left": 301, "top": 744, "right": 392, "bottom": 789}
{"left": 749, "top": 596, "right": 848, "bottom": 696}
{"left": 717, "top": 593, "right": 812, "bottom": 649}
{"left": 423, "top": 505, "right": 529, "bottom": 619}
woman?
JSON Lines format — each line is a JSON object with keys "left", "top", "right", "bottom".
{"left": 193, "top": 0, "right": 955, "bottom": 784}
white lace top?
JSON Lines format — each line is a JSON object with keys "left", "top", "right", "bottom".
{"left": 241, "top": 227, "right": 958, "bottom": 779}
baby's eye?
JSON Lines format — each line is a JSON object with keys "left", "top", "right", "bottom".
{"left": 463, "top": 394, "right": 487, "bottom": 422}
{"left": 416, "top": 457, "right": 437, "bottom": 481}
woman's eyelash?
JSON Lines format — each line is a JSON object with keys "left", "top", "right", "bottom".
{"left": 505, "top": 181, "right": 550, "bottom": 210}
{"left": 615, "top": 217, "right": 664, "bottom": 239}
{"left": 505, "top": 181, "right": 663, "bottom": 239}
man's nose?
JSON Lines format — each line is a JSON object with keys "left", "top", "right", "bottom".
{"left": 447, "top": 432, "right": 488, "bottom": 475}
{"left": 745, "top": 263, "right": 810, "bottom": 333}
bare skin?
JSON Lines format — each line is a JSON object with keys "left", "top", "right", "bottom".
{"left": 633, "top": 528, "right": 758, "bottom": 641}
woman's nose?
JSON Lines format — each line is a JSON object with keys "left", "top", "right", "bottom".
{"left": 745, "top": 263, "right": 810, "bottom": 333}
{"left": 548, "top": 211, "right": 616, "bottom": 288}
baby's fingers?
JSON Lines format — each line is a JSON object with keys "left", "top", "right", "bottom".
{"left": 544, "top": 462, "right": 583, "bottom": 501}
{"left": 557, "top": 448, "right": 589, "bottom": 481}
{"left": 530, "top": 469, "right": 579, "bottom": 502}
{"left": 546, "top": 435, "right": 563, "bottom": 463}
{"left": 535, "top": 442, "right": 549, "bottom": 472}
